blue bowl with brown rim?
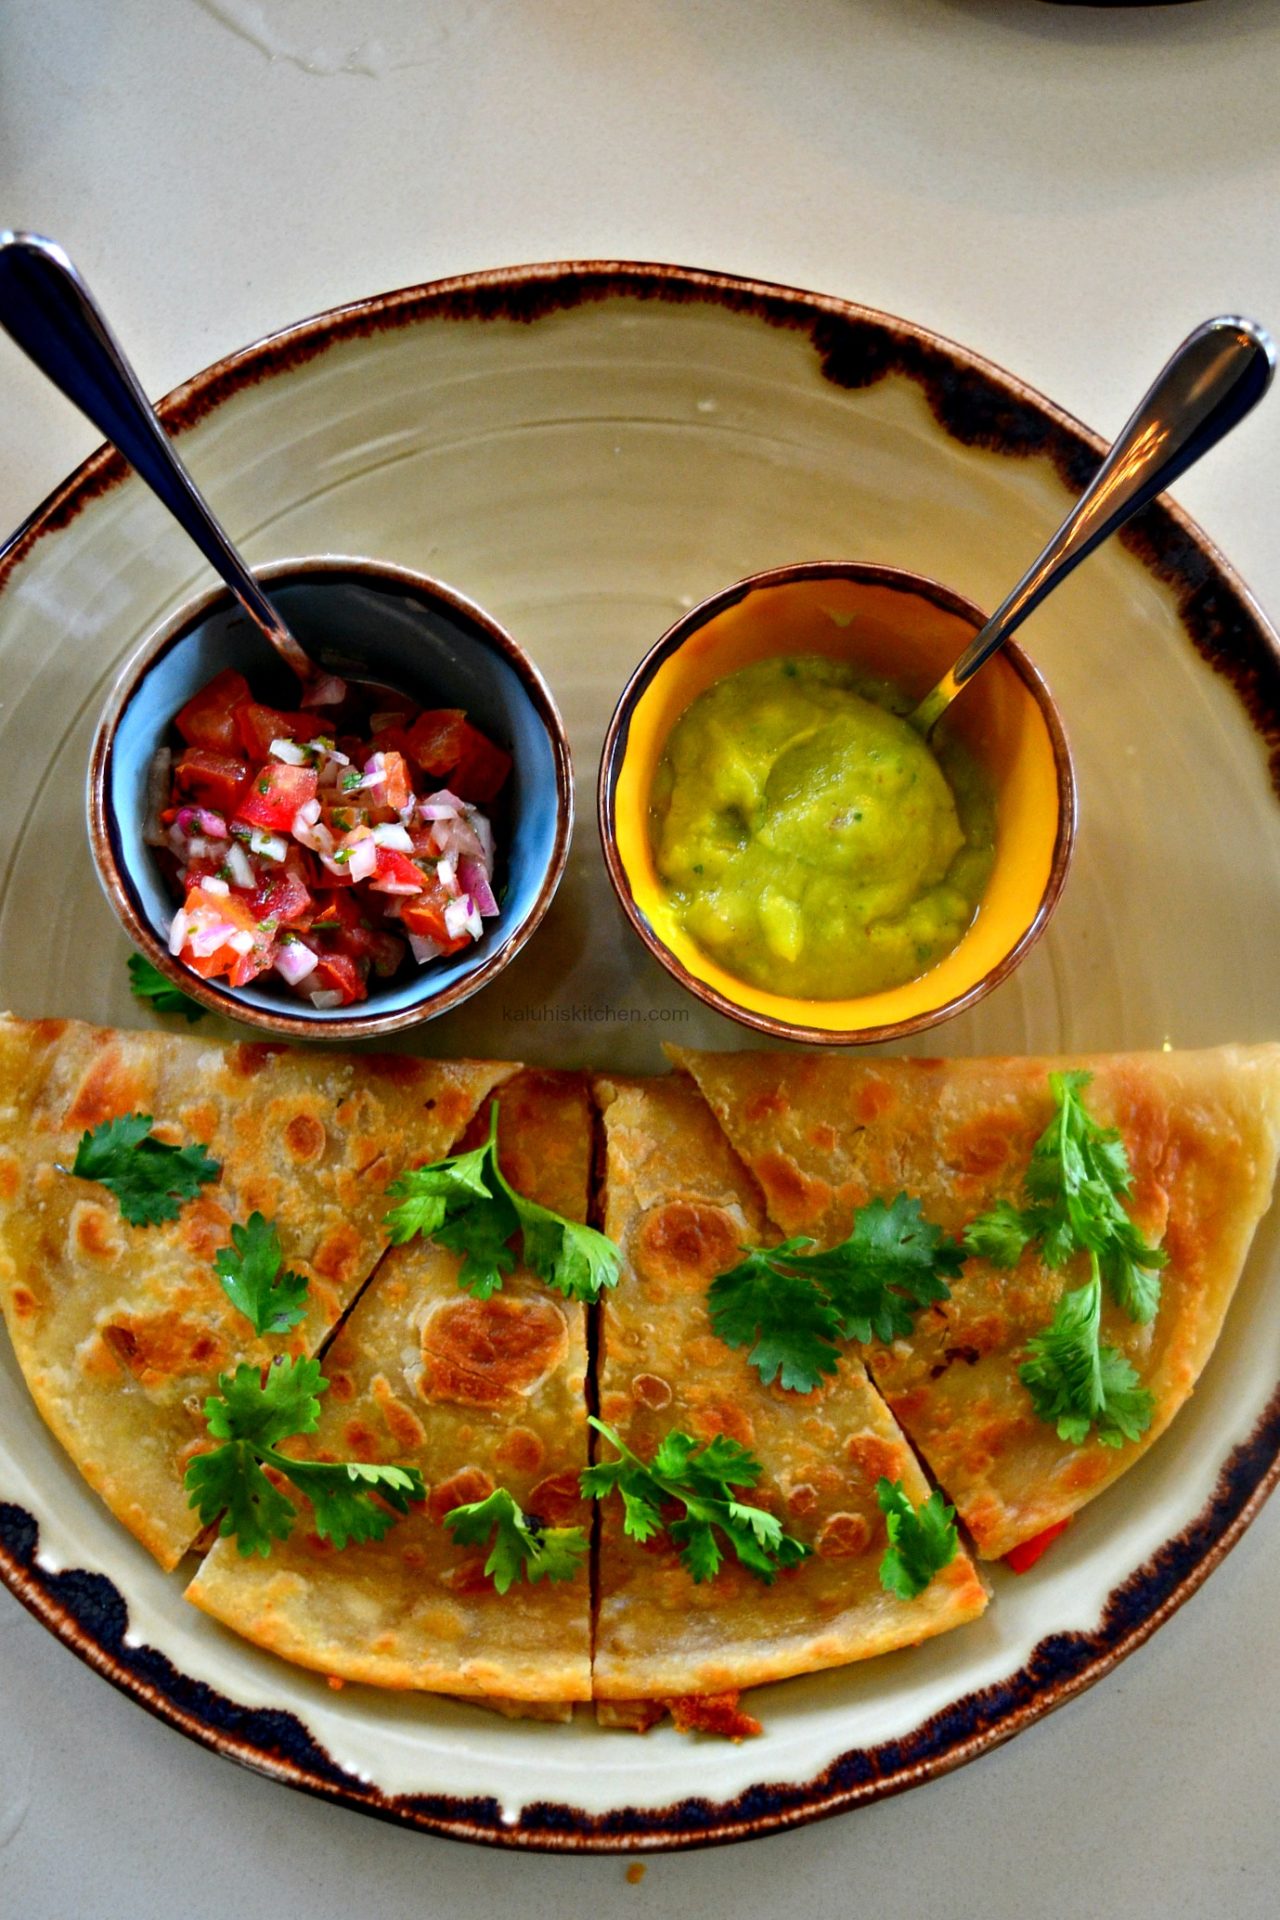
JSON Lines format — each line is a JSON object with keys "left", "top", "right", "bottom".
{"left": 87, "top": 556, "right": 573, "bottom": 1039}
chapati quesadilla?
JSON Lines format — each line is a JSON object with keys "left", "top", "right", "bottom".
{"left": 591, "top": 1072, "right": 988, "bottom": 1717}
{"left": 0, "top": 1014, "right": 513, "bottom": 1567}
{"left": 671, "top": 1044, "right": 1280, "bottom": 1558}
{"left": 186, "top": 1069, "right": 594, "bottom": 1708}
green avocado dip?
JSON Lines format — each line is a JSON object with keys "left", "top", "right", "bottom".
{"left": 649, "top": 655, "right": 995, "bottom": 1000}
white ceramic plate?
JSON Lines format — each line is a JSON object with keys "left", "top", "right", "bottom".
{"left": 1, "top": 264, "right": 1278, "bottom": 1849}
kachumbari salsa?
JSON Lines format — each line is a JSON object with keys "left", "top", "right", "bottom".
{"left": 145, "top": 667, "right": 511, "bottom": 1009}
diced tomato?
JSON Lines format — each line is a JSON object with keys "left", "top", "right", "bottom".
{"left": 1004, "top": 1518, "right": 1071, "bottom": 1574}
{"left": 368, "top": 847, "right": 426, "bottom": 894}
{"left": 307, "top": 950, "right": 365, "bottom": 1005}
{"left": 174, "top": 669, "right": 251, "bottom": 753}
{"left": 311, "top": 889, "right": 365, "bottom": 931}
{"left": 404, "top": 708, "right": 468, "bottom": 776}
{"left": 249, "top": 866, "right": 314, "bottom": 928}
{"left": 449, "top": 723, "right": 512, "bottom": 805}
{"left": 360, "top": 749, "right": 413, "bottom": 813}
{"left": 234, "top": 763, "right": 319, "bottom": 833}
{"left": 233, "top": 702, "right": 317, "bottom": 762}
{"left": 400, "top": 873, "right": 471, "bottom": 953}
{"left": 173, "top": 748, "right": 252, "bottom": 817}
{"left": 177, "top": 885, "right": 276, "bottom": 988}
{"left": 365, "top": 723, "right": 414, "bottom": 766}
{"left": 319, "top": 802, "right": 371, "bottom": 838}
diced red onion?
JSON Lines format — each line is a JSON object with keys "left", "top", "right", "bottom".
{"left": 459, "top": 857, "right": 499, "bottom": 917}
{"left": 294, "top": 798, "right": 322, "bottom": 828}
{"left": 269, "top": 737, "right": 308, "bottom": 765}
{"left": 371, "top": 822, "right": 413, "bottom": 852}
{"left": 175, "top": 806, "right": 228, "bottom": 840}
{"left": 443, "top": 896, "right": 472, "bottom": 942}
{"left": 227, "top": 929, "right": 256, "bottom": 956}
{"left": 419, "top": 789, "right": 465, "bottom": 820}
{"left": 409, "top": 931, "right": 445, "bottom": 964}
{"left": 225, "top": 843, "right": 255, "bottom": 889}
{"left": 274, "top": 941, "right": 319, "bottom": 986}
{"left": 248, "top": 829, "right": 288, "bottom": 862}
{"left": 168, "top": 909, "right": 190, "bottom": 956}
{"left": 345, "top": 836, "right": 378, "bottom": 883}
{"left": 203, "top": 875, "right": 231, "bottom": 897}
{"left": 437, "top": 856, "right": 458, "bottom": 894}
{"left": 472, "top": 809, "right": 494, "bottom": 869}
{"left": 308, "top": 988, "right": 345, "bottom": 1010}
{"left": 301, "top": 674, "right": 347, "bottom": 708}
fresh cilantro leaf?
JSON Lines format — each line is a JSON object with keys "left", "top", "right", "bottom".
{"left": 964, "top": 1071, "right": 1167, "bottom": 1324}
{"left": 511, "top": 1192, "right": 622, "bottom": 1304}
{"left": 184, "top": 1355, "right": 425, "bottom": 1557}
{"left": 962, "top": 1199, "right": 1044, "bottom": 1269}
{"left": 707, "top": 1243, "right": 844, "bottom": 1392}
{"left": 582, "top": 1418, "right": 809, "bottom": 1586}
{"left": 801, "top": 1196, "right": 966, "bottom": 1343}
{"left": 444, "top": 1486, "right": 588, "bottom": 1594}
{"left": 213, "top": 1211, "right": 310, "bottom": 1335}
{"left": 708, "top": 1197, "right": 963, "bottom": 1392}
{"left": 383, "top": 1136, "right": 495, "bottom": 1245}
{"left": 63, "top": 1112, "right": 220, "bottom": 1226}
{"left": 383, "top": 1103, "right": 621, "bottom": 1303}
{"left": 1018, "top": 1259, "right": 1155, "bottom": 1449}
{"left": 281, "top": 1457, "right": 422, "bottom": 1550}
{"left": 126, "top": 953, "right": 206, "bottom": 1022}
{"left": 876, "top": 1478, "right": 961, "bottom": 1600}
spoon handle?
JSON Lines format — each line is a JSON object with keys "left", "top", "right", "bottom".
{"left": 0, "top": 230, "right": 314, "bottom": 684}
{"left": 912, "top": 315, "right": 1275, "bottom": 734}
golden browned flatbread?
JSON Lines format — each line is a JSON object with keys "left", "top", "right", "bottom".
{"left": 186, "top": 1070, "right": 594, "bottom": 1707}
{"left": 0, "top": 1014, "right": 514, "bottom": 1568}
{"left": 590, "top": 1073, "right": 988, "bottom": 1710}
{"left": 671, "top": 1045, "right": 1280, "bottom": 1559}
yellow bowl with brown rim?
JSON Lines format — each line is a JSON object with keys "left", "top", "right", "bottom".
{"left": 599, "top": 562, "right": 1075, "bottom": 1045}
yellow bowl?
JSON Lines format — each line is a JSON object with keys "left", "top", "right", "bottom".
{"left": 598, "top": 562, "right": 1076, "bottom": 1045}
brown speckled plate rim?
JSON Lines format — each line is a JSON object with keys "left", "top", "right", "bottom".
{"left": 1, "top": 259, "right": 1278, "bottom": 1851}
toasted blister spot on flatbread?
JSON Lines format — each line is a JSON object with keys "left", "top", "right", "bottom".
{"left": 671, "top": 1044, "right": 1280, "bottom": 1559}
{"left": 0, "top": 1013, "right": 516, "bottom": 1569}
{"left": 589, "top": 1074, "right": 987, "bottom": 1718}
{"left": 185, "top": 1069, "right": 593, "bottom": 1704}
{"left": 419, "top": 1295, "right": 570, "bottom": 1407}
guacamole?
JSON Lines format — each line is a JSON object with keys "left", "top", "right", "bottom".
{"left": 649, "top": 655, "right": 995, "bottom": 1000}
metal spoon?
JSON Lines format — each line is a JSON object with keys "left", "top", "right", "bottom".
{"left": 910, "top": 315, "right": 1275, "bottom": 737}
{"left": 0, "top": 230, "right": 323, "bottom": 692}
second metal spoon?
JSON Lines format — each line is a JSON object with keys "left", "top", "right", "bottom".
{"left": 910, "top": 314, "right": 1275, "bottom": 737}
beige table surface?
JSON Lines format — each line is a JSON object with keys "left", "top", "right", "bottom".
{"left": 2, "top": 2, "right": 1279, "bottom": 1914}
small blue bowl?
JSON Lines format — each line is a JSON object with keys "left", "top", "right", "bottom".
{"left": 88, "top": 556, "right": 573, "bottom": 1039}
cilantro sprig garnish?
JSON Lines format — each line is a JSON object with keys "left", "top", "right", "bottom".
{"left": 126, "top": 953, "right": 205, "bottom": 1022}
{"left": 708, "top": 1195, "right": 966, "bottom": 1393}
{"left": 61, "top": 1112, "right": 220, "bottom": 1227}
{"left": 444, "top": 1486, "right": 588, "bottom": 1594}
{"left": 964, "top": 1071, "right": 1167, "bottom": 1324}
{"left": 384, "top": 1103, "right": 621, "bottom": 1303}
{"left": 1018, "top": 1257, "right": 1155, "bottom": 1449}
{"left": 962, "top": 1072, "right": 1164, "bottom": 1449}
{"left": 581, "top": 1419, "right": 809, "bottom": 1585}
{"left": 184, "top": 1356, "right": 424, "bottom": 1557}
{"left": 876, "top": 1478, "right": 961, "bottom": 1600}
{"left": 213, "top": 1212, "right": 310, "bottom": 1336}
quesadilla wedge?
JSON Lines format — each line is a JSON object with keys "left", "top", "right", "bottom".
{"left": 590, "top": 1073, "right": 988, "bottom": 1716}
{"left": 671, "top": 1044, "right": 1280, "bottom": 1559}
{"left": 186, "top": 1070, "right": 594, "bottom": 1708}
{"left": 0, "top": 1014, "right": 514, "bottom": 1568}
